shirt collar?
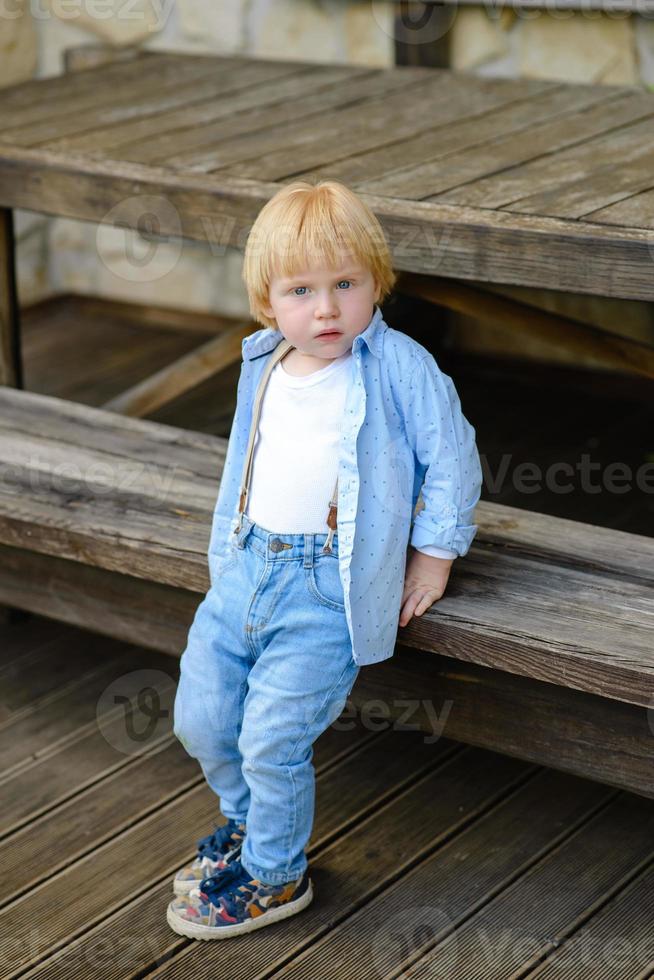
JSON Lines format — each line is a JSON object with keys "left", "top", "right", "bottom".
{"left": 242, "top": 305, "right": 387, "bottom": 360}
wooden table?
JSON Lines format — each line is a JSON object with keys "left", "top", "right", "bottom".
{"left": 2, "top": 48, "right": 654, "bottom": 385}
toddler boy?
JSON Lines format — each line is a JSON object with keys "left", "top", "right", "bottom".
{"left": 168, "top": 179, "right": 482, "bottom": 940}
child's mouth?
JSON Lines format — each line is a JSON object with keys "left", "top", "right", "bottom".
{"left": 316, "top": 331, "right": 341, "bottom": 340}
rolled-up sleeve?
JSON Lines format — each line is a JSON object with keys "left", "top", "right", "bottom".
{"left": 405, "top": 354, "right": 482, "bottom": 558}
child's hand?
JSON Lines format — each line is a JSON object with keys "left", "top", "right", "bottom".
{"left": 399, "top": 547, "right": 454, "bottom": 628}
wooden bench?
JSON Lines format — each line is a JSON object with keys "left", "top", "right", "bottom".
{"left": 1, "top": 384, "right": 652, "bottom": 799}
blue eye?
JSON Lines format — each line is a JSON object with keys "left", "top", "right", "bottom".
{"left": 337, "top": 280, "right": 352, "bottom": 289}
{"left": 292, "top": 286, "right": 308, "bottom": 296}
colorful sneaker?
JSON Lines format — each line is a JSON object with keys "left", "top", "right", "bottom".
{"left": 173, "top": 819, "right": 247, "bottom": 896}
{"left": 167, "top": 857, "right": 313, "bottom": 940}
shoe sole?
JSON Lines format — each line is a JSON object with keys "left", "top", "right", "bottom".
{"left": 166, "top": 878, "right": 314, "bottom": 940}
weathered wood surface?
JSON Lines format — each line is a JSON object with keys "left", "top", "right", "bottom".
{"left": 0, "top": 386, "right": 652, "bottom": 710}
{"left": 1, "top": 51, "right": 654, "bottom": 299}
{"left": 3, "top": 567, "right": 652, "bottom": 797}
{"left": 101, "top": 319, "right": 254, "bottom": 417}
{"left": 2, "top": 614, "right": 653, "bottom": 978}
{"left": 398, "top": 271, "right": 654, "bottom": 379}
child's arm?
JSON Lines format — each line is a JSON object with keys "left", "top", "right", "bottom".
{"left": 399, "top": 352, "right": 483, "bottom": 626}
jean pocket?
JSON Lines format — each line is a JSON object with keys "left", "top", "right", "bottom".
{"left": 306, "top": 552, "right": 345, "bottom": 610}
{"left": 208, "top": 546, "right": 238, "bottom": 587}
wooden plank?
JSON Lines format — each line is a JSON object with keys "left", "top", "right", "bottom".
{"left": 366, "top": 793, "right": 653, "bottom": 980}
{"left": 138, "top": 769, "right": 611, "bottom": 980}
{"left": 0, "top": 645, "right": 173, "bottom": 779}
{"left": 21, "top": 297, "right": 232, "bottom": 406}
{"left": 511, "top": 145, "right": 654, "bottom": 219}
{"left": 3, "top": 380, "right": 653, "bottom": 593}
{"left": 398, "top": 270, "right": 654, "bottom": 379}
{"left": 360, "top": 87, "right": 651, "bottom": 200}
{"left": 7, "top": 60, "right": 316, "bottom": 149}
{"left": 202, "top": 73, "right": 556, "bottom": 180}
{"left": 435, "top": 112, "right": 654, "bottom": 211}
{"left": 0, "top": 385, "right": 221, "bottom": 475}
{"left": 1, "top": 548, "right": 651, "bottom": 797}
{"left": 0, "top": 59, "right": 258, "bottom": 143}
{"left": 529, "top": 864, "right": 654, "bottom": 978}
{"left": 118, "top": 66, "right": 420, "bottom": 167}
{"left": 3, "top": 148, "right": 654, "bottom": 301}
{"left": 0, "top": 724, "right": 442, "bottom": 908}
{"left": 26, "top": 293, "right": 243, "bottom": 336}
{"left": 0, "top": 546, "right": 198, "bottom": 653}
{"left": 402, "top": 546, "right": 654, "bottom": 709}
{"left": 0, "top": 723, "right": 459, "bottom": 975}
{"left": 0, "top": 52, "right": 232, "bottom": 129}
{"left": 0, "top": 51, "right": 185, "bottom": 114}
{"left": 157, "top": 64, "right": 441, "bottom": 172}
{"left": 585, "top": 186, "right": 654, "bottom": 229}
{"left": 101, "top": 321, "right": 252, "bottom": 417}
{"left": 46, "top": 64, "right": 374, "bottom": 156}
{"left": 0, "top": 619, "right": 122, "bottom": 723}
{"left": 316, "top": 81, "right": 622, "bottom": 186}
{"left": 0, "top": 208, "right": 21, "bottom": 388}
{"left": 1, "top": 500, "right": 653, "bottom": 711}
{"left": 355, "top": 646, "right": 654, "bottom": 798}
{"left": 15, "top": 743, "right": 530, "bottom": 978}
{"left": 472, "top": 500, "right": 654, "bottom": 585}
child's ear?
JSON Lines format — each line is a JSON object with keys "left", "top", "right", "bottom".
{"left": 261, "top": 298, "right": 275, "bottom": 319}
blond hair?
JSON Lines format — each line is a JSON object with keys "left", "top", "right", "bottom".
{"left": 242, "top": 179, "right": 396, "bottom": 329}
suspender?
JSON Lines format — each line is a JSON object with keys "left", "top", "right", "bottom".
{"left": 234, "top": 339, "right": 339, "bottom": 554}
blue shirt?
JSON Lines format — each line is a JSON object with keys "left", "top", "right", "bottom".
{"left": 208, "top": 305, "right": 483, "bottom": 667}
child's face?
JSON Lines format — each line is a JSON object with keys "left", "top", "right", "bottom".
{"left": 262, "top": 259, "right": 380, "bottom": 361}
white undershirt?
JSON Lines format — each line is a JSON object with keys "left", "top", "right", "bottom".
{"left": 245, "top": 350, "right": 352, "bottom": 534}
{"left": 245, "top": 348, "right": 458, "bottom": 558}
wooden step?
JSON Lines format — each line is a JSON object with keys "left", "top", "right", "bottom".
{"left": 1, "top": 386, "right": 652, "bottom": 796}
{"left": 1, "top": 385, "right": 652, "bottom": 701}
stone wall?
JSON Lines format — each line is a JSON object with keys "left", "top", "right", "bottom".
{"left": 3, "top": 3, "right": 653, "bottom": 362}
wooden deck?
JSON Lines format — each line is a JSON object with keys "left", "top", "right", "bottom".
{"left": 1, "top": 611, "right": 653, "bottom": 979}
{"left": 1, "top": 49, "right": 654, "bottom": 301}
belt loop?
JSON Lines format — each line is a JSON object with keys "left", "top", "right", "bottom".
{"left": 235, "top": 513, "right": 252, "bottom": 549}
{"left": 304, "top": 533, "right": 314, "bottom": 568}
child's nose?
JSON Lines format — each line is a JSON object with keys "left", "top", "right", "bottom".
{"left": 316, "top": 292, "right": 338, "bottom": 315}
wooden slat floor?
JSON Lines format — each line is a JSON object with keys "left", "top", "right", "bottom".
{"left": 1, "top": 612, "right": 653, "bottom": 980}
{"left": 2, "top": 50, "right": 654, "bottom": 300}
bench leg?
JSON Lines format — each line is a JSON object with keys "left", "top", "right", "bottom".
{"left": 0, "top": 207, "right": 23, "bottom": 389}
{"left": 0, "top": 208, "right": 26, "bottom": 625}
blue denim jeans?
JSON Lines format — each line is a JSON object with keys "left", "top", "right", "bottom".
{"left": 173, "top": 513, "right": 360, "bottom": 885}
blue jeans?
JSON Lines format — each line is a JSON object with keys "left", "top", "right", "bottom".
{"left": 173, "top": 513, "right": 360, "bottom": 885}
